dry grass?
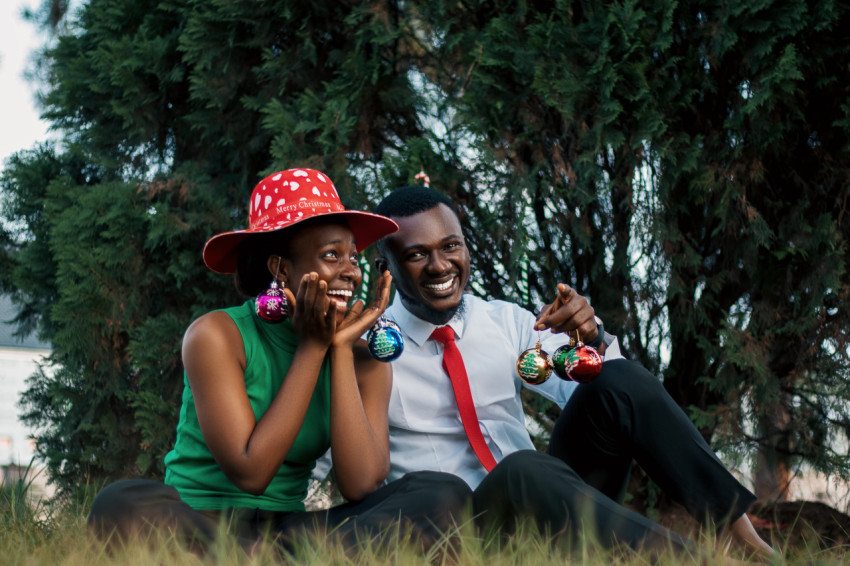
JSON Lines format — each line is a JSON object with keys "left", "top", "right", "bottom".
{"left": 6, "top": 473, "right": 845, "bottom": 565}
{"left": 0, "top": 518, "right": 733, "bottom": 566}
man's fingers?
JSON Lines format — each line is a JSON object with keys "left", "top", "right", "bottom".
{"left": 535, "top": 284, "right": 597, "bottom": 336}
{"left": 541, "top": 301, "right": 586, "bottom": 331}
{"left": 557, "top": 283, "right": 574, "bottom": 301}
{"left": 535, "top": 302, "right": 554, "bottom": 322}
{"left": 535, "top": 283, "right": 575, "bottom": 329}
{"left": 548, "top": 312, "right": 596, "bottom": 337}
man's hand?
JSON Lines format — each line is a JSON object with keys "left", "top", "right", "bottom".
{"left": 534, "top": 283, "right": 599, "bottom": 345}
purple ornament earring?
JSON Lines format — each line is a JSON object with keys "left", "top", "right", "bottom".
{"left": 256, "top": 257, "right": 288, "bottom": 323}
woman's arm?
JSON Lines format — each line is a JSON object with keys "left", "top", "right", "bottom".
{"left": 183, "top": 273, "right": 334, "bottom": 495}
{"left": 326, "top": 271, "right": 394, "bottom": 501}
{"left": 327, "top": 343, "right": 392, "bottom": 501}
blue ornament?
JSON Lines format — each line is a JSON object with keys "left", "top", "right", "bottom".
{"left": 367, "top": 317, "right": 405, "bottom": 362}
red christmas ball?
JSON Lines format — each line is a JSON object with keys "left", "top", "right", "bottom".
{"left": 568, "top": 345, "right": 603, "bottom": 383}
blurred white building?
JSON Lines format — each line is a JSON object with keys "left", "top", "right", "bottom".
{"left": 0, "top": 295, "right": 49, "bottom": 480}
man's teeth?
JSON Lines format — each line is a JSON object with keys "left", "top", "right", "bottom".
{"left": 328, "top": 290, "right": 353, "bottom": 299}
{"left": 425, "top": 279, "right": 454, "bottom": 291}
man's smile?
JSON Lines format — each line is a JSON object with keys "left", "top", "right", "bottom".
{"left": 381, "top": 203, "right": 471, "bottom": 324}
{"left": 423, "top": 276, "right": 457, "bottom": 294}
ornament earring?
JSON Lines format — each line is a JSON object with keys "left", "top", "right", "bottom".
{"left": 516, "top": 333, "right": 554, "bottom": 385}
{"left": 552, "top": 329, "right": 602, "bottom": 383}
{"left": 367, "top": 316, "right": 405, "bottom": 362}
{"left": 256, "top": 257, "right": 288, "bottom": 323}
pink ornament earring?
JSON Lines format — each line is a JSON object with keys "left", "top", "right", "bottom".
{"left": 256, "top": 257, "right": 288, "bottom": 323}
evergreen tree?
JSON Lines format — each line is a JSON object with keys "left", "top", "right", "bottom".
{"left": 2, "top": 0, "right": 425, "bottom": 494}
{"left": 655, "top": 0, "right": 850, "bottom": 497}
{"left": 405, "top": 0, "right": 850, "bottom": 494}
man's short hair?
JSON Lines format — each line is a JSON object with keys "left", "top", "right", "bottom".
{"left": 375, "top": 185, "right": 458, "bottom": 219}
{"left": 374, "top": 186, "right": 459, "bottom": 259}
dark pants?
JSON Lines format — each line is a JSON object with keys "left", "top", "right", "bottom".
{"left": 473, "top": 359, "right": 755, "bottom": 552}
{"left": 87, "top": 471, "right": 471, "bottom": 554}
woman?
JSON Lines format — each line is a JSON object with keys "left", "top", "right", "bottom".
{"left": 88, "top": 169, "right": 471, "bottom": 553}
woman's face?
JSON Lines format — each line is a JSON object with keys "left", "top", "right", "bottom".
{"left": 278, "top": 221, "right": 362, "bottom": 320}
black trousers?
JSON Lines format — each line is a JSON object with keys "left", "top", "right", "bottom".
{"left": 87, "top": 471, "right": 471, "bottom": 554}
{"left": 473, "top": 359, "right": 755, "bottom": 552}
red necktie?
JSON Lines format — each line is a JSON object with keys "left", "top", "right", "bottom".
{"left": 430, "top": 326, "right": 498, "bottom": 472}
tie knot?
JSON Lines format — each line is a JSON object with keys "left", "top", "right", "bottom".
{"left": 430, "top": 326, "right": 455, "bottom": 344}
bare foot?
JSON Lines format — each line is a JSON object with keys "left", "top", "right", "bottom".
{"left": 724, "top": 513, "right": 777, "bottom": 561}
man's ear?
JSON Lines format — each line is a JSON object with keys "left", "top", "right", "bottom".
{"left": 375, "top": 257, "right": 388, "bottom": 274}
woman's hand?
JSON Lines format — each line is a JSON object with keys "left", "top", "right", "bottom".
{"left": 286, "top": 272, "right": 337, "bottom": 348}
{"left": 331, "top": 271, "right": 392, "bottom": 349}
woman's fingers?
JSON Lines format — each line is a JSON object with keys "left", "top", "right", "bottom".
{"left": 334, "top": 272, "right": 392, "bottom": 341}
{"left": 290, "top": 273, "right": 336, "bottom": 342}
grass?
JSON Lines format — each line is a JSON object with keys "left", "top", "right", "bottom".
{"left": 3, "top": 473, "right": 849, "bottom": 565}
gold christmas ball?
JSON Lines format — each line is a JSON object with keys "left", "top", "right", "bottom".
{"left": 516, "top": 342, "right": 554, "bottom": 385}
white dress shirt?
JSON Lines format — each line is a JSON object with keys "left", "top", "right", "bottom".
{"left": 386, "top": 293, "right": 623, "bottom": 489}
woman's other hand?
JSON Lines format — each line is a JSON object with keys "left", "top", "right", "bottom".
{"left": 332, "top": 271, "right": 392, "bottom": 349}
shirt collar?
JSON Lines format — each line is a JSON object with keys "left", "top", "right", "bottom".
{"left": 387, "top": 294, "right": 469, "bottom": 347}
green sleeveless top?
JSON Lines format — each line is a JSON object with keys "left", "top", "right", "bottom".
{"left": 164, "top": 300, "right": 331, "bottom": 512}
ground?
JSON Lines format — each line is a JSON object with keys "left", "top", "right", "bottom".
{"left": 655, "top": 499, "right": 850, "bottom": 552}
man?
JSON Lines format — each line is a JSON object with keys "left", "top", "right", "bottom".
{"left": 373, "top": 185, "right": 773, "bottom": 556}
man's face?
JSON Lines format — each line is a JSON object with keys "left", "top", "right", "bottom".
{"left": 382, "top": 204, "right": 471, "bottom": 324}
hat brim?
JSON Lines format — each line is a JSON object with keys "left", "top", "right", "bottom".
{"left": 202, "top": 210, "right": 399, "bottom": 274}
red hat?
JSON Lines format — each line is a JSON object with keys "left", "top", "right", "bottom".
{"left": 203, "top": 169, "right": 398, "bottom": 273}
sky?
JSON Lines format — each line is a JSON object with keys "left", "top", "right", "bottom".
{"left": 0, "top": 0, "right": 48, "bottom": 469}
{"left": 0, "top": 0, "right": 50, "bottom": 168}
